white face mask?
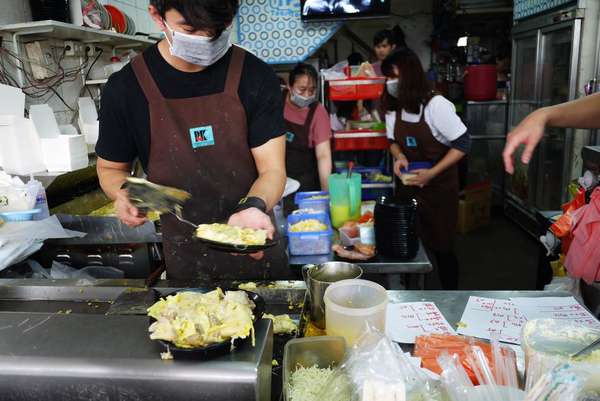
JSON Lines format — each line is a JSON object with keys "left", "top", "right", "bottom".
{"left": 164, "top": 21, "right": 232, "bottom": 66}
{"left": 386, "top": 78, "right": 399, "bottom": 98}
{"left": 290, "top": 91, "right": 316, "bottom": 108}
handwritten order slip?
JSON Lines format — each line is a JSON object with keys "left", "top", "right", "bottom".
{"left": 510, "top": 296, "right": 600, "bottom": 330}
{"left": 456, "top": 296, "right": 527, "bottom": 344}
{"left": 386, "top": 302, "right": 456, "bottom": 344}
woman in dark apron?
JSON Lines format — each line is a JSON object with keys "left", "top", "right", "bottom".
{"left": 283, "top": 63, "right": 332, "bottom": 211}
{"left": 382, "top": 49, "right": 471, "bottom": 290}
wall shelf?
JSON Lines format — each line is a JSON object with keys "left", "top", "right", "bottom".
{"left": 0, "top": 20, "right": 156, "bottom": 48}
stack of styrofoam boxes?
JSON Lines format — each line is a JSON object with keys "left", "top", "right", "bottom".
{"left": 30, "top": 104, "right": 88, "bottom": 173}
{"left": 78, "top": 97, "right": 99, "bottom": 148}
{"left": 0, "top": 84, "right": 46, "bottom": 175}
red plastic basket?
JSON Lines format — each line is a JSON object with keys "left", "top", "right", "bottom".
{"left": 333, "top": 130, "right": 389, "bottom": 151}
{"left": 328, "top": 77, "right": 386, "bottom": 101}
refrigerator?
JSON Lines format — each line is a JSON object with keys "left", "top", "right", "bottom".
{"left": 505, "top": 2, "right": 600, "bottom": 235}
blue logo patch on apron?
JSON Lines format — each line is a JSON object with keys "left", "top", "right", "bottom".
{"left": 406, "top": 136, "right": 418, "bottom": 148}
{"left": 286, "top": 131, "right": 295, "bottom": 143}
{"left": 189, "top": 126, "right": 215, "bottom": 148}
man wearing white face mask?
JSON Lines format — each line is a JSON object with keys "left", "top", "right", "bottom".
{"left": 96, "top": 0, "right": 289, "bottom": 281}
{"left": 283, "top": 63, "right": 332, "bottom": 194}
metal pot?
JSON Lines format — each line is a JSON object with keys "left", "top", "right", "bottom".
{"left": 302, "top": 261, "right": 363, "bottom": 329}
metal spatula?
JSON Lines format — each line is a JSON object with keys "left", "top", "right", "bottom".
{"left": 124, "top": 177, "right": 191, "bottom": 214}
{"left": 106, "top": 287, "right": 160, "bottom": 315}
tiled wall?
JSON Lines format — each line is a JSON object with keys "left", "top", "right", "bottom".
{"left": 100, "top": 0, "right": 161, "bottom": 34}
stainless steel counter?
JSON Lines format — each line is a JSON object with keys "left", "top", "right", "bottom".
{"left": 0, "top": 280, "right": 579, "bottom": 401}
{"left": 289, "top": 241, "right": 433, "bottom": 289}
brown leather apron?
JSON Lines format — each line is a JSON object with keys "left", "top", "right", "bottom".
{"left": 131, "top": 46, "right": 290, "bottom": 281}
{"left": 284, "top": 100, "right": 320, "bottom": 192}
{"left": 394, "top": 103, "right": 459, "bottom": 252}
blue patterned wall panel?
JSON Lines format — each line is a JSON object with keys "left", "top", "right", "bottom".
{"left": 236, "top": 0, "right": 342, "bottom": 65}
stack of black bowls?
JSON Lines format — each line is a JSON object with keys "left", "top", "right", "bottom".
{"left": 374, "top": 196, "right": 419, "bottom": 259}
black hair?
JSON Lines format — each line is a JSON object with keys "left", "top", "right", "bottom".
{"left": 373, "top": 25, "right": 407, "bottom": 49}
{"left": 289, "top": 63, "right": 318, "bottom": 87}
{"left": 150, "top": 0, "right": 239, "bottom": 39}
{"left": 381, "top": 48, "right": 433, "bottom": 114}
{"left": 347, "top": 52, "right": 364, "bottom": 66}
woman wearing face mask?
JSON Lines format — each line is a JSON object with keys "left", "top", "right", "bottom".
{"left": 284, "top": 63, "right": 332, "bottom": 193}
{"left": 95, "top": 0, "right": 290, "bottom": 281}
{"left": 383, "top": 49, "right": 470, "bottom": 290}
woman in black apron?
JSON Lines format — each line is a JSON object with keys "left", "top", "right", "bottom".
{"left": 382, "top": 49, "right": 470, "bottom": 290}
{"left": 283, "top": 63, "right": 332, "bottom": 209}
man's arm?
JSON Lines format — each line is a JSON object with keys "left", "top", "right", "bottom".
{"left": 97, "top": 157, "right": 145, "bottom": 227}
{"left": 315, "top": 140, "right": 332, "bottom": 191}
{"left": 504, "top": 92, "right": 600, "bottom": 174}
{"left": 97, "top": 158, "right": 130, "bottom": 200}
{"left": 227, "top": 135, "right": 286, "bottom": 241}
{"left": 248, "top": 135, "right": 286, "bottom": 210}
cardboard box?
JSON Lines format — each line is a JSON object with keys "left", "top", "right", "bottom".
{"left": 457, "top": 182, "right": 492, "bottom": 234}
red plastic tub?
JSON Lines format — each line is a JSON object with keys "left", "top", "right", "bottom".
{"left": 464, "top": 65, "right": 497, "bottom": 101}
{"left": 328, "top": 78, "right": 386, "bottom": 101}
{"left": 333, "top": 130, "right": 389, "bottom": 151}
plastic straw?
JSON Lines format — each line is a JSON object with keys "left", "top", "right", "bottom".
{"left": 524, "top": 364, "right": 585, "bottom": 401}
{"left": 465, "top": 345, "right": 504, "bottom": 401}
{"left": 437, "top": 352, "right": 473, "bottom": 401}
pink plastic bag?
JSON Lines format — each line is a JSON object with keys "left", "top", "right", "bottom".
{"left": 565, "top": 188, "right": 600, "bottom": 283}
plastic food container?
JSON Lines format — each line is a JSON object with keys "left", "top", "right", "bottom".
{"left": 0, "top": 209, "right": 41, "bottom": 222}
{"left": 324, "top": 279, "right": 388, "bottom": 347}
{"left": 521, "top": 319, "right": 600, "bottom": 391}
{"left": 328, "top": 77, "right": 386, "bottom": 101}
{"left": 283, "top": 336, "right": 346, "bottom": 401}
{"left": 294, "top": 191, "right": 330, "bottom": 214}
{"left": 339, "top": 226, "right": 360, "bottom": 247}
{"left": 359, "top": 223, "right": 375, "bottom": 245}
{"left": 287, "top": 213, "right": 333, "bottom": 256}
{"left": 400, "top": 161, "right": 433, "bottom": 186}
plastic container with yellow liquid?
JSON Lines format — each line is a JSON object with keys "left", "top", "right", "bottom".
{"left": 328, "top": 173, "right": 361, "bottom": 228}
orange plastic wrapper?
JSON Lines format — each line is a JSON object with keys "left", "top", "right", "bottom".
{"left": 550, "top": 188, "right": 586, "bottom": 253}
{"left": 413, "top": 334, "right": 516, "bottom": 385}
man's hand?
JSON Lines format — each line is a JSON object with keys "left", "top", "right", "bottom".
{"left": 228, "top": 207, "right": 275, "bottom": 260}
{"left": 393, "top": 154, "right": 409, "bottom": 178}
{"left": 503, "top": 109, "right": 547, "bottom": 174}
{"left": 115, "top": 190, "right": 146, "bottom": 228}
{"left": 405, "top": 169, "right": 435, "bottom": 188}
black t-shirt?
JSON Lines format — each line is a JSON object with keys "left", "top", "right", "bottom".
{"left": 96, "top": 44, "right": 285, "bottom": 171}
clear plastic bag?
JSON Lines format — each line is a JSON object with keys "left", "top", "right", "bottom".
{"left": 0, "top": 172, "right": 40, "bottom": 212}
{"left": 524, "top": 364, "right": 588, "bottom": 401}
{"left": 317, "top": 326, "right": 445, "bottom": 401}
{"left": 437, "top": 340, "right": 523, "bottom": 401}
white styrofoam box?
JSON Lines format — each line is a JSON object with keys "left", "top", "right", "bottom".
{"left": 30, "top": 104, "right": 61, "bottom": 139}
{"left": 0, "top": 116, "right": 46, "bottom": 175}
{"left": 59, "top": 124, "right": 79, "bottom": 136}
{"left": 78, "top": 120, "right": 99, "bottom": 146}
{"left": 78, "top": 97, "right": 98, "bottom": 123}
{"left": 0, "top": 84, "right": 25, "bottom": 118}
{"left": 40, "top": 135, "right": 88, "bottom": 172}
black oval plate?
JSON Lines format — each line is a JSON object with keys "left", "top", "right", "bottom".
{"left": 193, "top": 236, "right": 279, "bottom": 254}
{"left": 149, "top": 289, "right": 266, "bottom": 359}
